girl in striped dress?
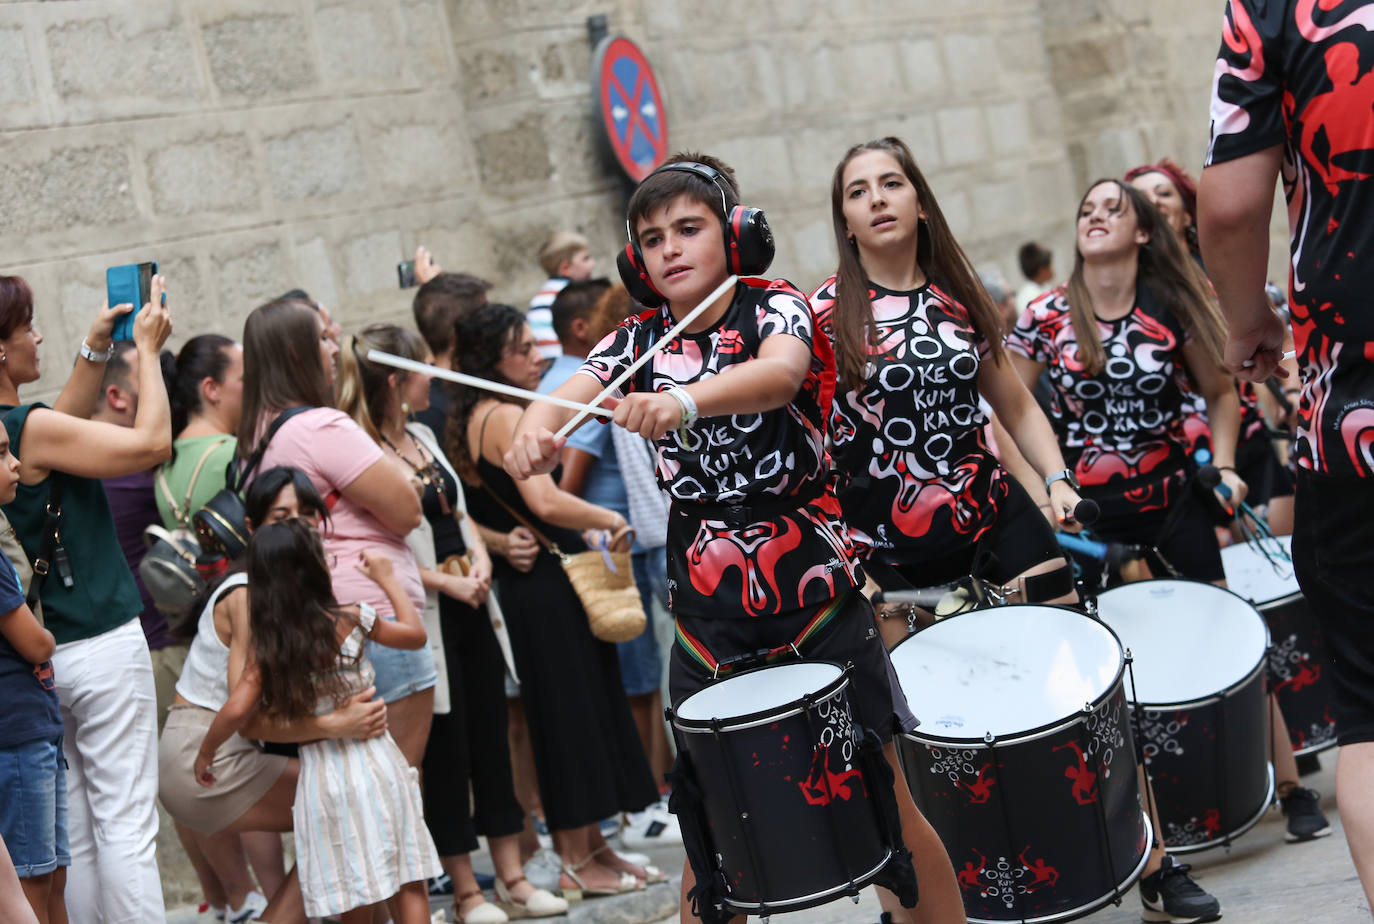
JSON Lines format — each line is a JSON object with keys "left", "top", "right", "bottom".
{"left": 194, "top": 518, "right": 440, "bottom": 923}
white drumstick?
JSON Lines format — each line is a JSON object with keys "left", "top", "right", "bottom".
{"left": 1241, "top": 349, "right": 1297, "bottom": 369}
{"left": 366, "top": 350, "right": 612, "bottom": 418}
{"left": 555, "top": 274, "right": 739, "bottom": 439}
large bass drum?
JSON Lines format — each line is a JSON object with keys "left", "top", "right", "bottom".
{"left": 1098, "top": 579, "right": 1274, "bottom": 852}
{"left": 890, "top": 605, "right": 1149, "bottom": 923}
{"left": 1222, "top": 537, "right": 1337, "bottom": 755}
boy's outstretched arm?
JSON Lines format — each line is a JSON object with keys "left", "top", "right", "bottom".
{"left": 507, "top": 373, "right": 608, "bottom": 479}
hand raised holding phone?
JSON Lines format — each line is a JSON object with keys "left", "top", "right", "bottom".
{"left": 132, "top": 275, "right": 172, "bottom": 354}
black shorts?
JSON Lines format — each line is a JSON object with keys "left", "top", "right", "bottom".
{"left": 1293, "top": 470, "right": 1374, "bottom": 745}
{"left": 878, "top": 476, "right": 1064, "bottom": 589}
{"left": 1235, "top": 429, "right": 1295, "bottom": 506}
{"left": 669, "top": 593, "right": 916, "bottom": 743}
{"left": 1086, "top": 473, "right": 1225, "bottom": 583}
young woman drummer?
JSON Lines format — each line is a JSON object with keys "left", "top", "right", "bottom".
{"left": 810, "top": 137, "right": 1083, "bottom": 645}
{"left": 1006, "top": 178, "right": 1328, "bottom": 854}
{"left": 1124, "top": 159, "right": 1298, "bottom": 536}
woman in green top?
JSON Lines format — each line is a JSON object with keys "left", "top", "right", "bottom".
{"left": 0, "top": 273, "right": 173, "bottom": 922}
{"left": 155, "top": 334, "right": 243, "bottom": 531}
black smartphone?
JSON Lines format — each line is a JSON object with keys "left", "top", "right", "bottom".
{"left": 397, "top": 260, "right": 417, "bottom": 289}
{"left": 107, "top": 262, "right": 157, "bottom": 342}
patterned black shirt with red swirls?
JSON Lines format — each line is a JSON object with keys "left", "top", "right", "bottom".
{"left": 1208, "top": 0, "right": 1374, "bottom": 476}
{"left": 810, "top": 276, "right": 1007, "bottom": 560}
{"left": 577, "top": 278, "right": 861, "bottom": 619}
{"left": 1007, "top": 288, "right": 1193, "bottom": 511}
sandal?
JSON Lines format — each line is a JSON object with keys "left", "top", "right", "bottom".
{"left": 454, "top": 888, "right": 508, "bottom": 924}
{"left": 559, "top": 855, "right": 640, "bottom": 902}
{"left": 494, "top": 876, "right": 568, "bottom": 919}
{"left": 591, "top": 844, "right": 668, "bottom": 885}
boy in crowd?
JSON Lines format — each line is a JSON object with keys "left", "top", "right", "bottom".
{"left": 1014, "top": 240, "right": 1054, "bottom": 312}
{"left": 505, "top": 153, "right": 964, "bottom": 922}
{"left": 529, "top": 232, "right": 597, "bottom": 366}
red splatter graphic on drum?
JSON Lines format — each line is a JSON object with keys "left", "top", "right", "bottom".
{"left": 1052, "top": 741, "right": 1099, "bottom": 805}
{"left": 957, "top": 850, "right": 987, "bottom": 892}
{"left": 955, "top": 763, "right": 997, "bottom": 804}
{"left": 1019, "top": 847, "right": 1060, "bottom": 891}
{"left": 1278, "top": 659, "right": 1322, "bottom": 693}
{"left": 797, "top": 742, "right": 867, "bottom": 806}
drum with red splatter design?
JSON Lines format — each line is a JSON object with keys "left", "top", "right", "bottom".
{"left": 890, "top": 606, "right": 1150, "bottom": 922}
{"left": 669, "top": 661, "right": 895, "bottom": 915}
{"left": 1100, "top": 580, "right": 1274, "bottom": 853}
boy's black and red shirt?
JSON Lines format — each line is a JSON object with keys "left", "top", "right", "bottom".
{"left": 1006, "top": 287, "right": 1194, "bottom": 511}
{"left": 1208, "top": 0, "right": 1374, "bottom": 476}
{"left": 578, "top": 277, "right": 861, "bottom": 620}
{"left": 809, "top": 276, "right": 1007, "bottom": 561}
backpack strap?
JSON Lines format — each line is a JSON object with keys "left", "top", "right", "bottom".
{"left": 158, "top": 435, "right": 232, "bottom": 528}
{"left": 235, "top": 407, "right": 313, "bottom": 491}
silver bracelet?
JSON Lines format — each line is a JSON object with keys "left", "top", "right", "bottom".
{"left": 79, "top": 340, "right": 114, "bottom": 363}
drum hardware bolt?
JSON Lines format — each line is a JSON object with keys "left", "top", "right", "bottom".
{"left": 983, "top": 731, "right": 995, "bottom": 744}
{"left": 851, "top": 895, "right": 861, "bottom": 904}
{"left": 740, "top": 811, "right": 749, "bottom": 820}
{"left": 1083, "top": 701, "right": 1095, "bottom": 713}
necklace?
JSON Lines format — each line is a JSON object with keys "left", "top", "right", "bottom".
{"left": 381, "top": 431, "right": 451, "bottom": 515}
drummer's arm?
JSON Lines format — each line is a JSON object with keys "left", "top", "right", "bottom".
{"left": 508, "top": 374, "right": 607, "bottom": 478}
{"left": 981, "top": 354, "right": 1082, "bottom": 522}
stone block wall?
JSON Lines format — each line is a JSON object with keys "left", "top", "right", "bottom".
{"left": 0, "top": 0, "right": 1285, "bottom": 410}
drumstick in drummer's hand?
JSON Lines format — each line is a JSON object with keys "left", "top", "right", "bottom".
{"left": 555, "top": 275, "right": 738, "bottom": 439}
{"left": 367, "top": 351, "right": 613, "bottom": 418}
{"left": 1241, "top": 349, "right": 1296, "bottom": 369}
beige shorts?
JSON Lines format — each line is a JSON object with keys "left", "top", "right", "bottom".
{"left": 158, "top": 705, "right": 290, "bottom": 834}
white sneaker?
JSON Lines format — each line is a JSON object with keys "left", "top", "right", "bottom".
{"left": 523, "top": 847, "right": 563, "bottom": 892}
{"left": 227, "top": 891, "right": 267, "bottom": 924}
{"left": 621, "top": 802, "right": 682, "bottom": 848}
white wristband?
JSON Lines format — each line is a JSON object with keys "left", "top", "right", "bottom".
{"left": 666, "top": 386, "right": 698, "bottom": 429}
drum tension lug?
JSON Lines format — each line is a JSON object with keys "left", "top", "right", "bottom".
{"left": 983, "top": 731, "right": 995, "bottom": 744}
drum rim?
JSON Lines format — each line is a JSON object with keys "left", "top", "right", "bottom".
{"left": 1127, "top": 652, "right": 1268, "bottom": 711}
{"left": 1253, "top": 590, "right": 1305, "bottom": 610}
{"left": 1099, "top": 578, "right": 1272, "bottom": 700}
{"left": 669, "top": 660, "right": 851, "bottom": 733}
{"left": 717, "top": 847, "right": 892, "bottom": 914}
{"left": 1168, "top": 762, "right": 1276, "bottom": 854}
{"left": 895, "top": 604, "right": 1128, "bottom": 748}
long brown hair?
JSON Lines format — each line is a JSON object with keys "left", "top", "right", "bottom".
{"left": 1064, "top": 179, "right": 1224, "bottom": 375}
{"left": 443, "top": 303, "right": 529, "bottom": 485}
{"left": 828, "top": 137, "right": 1004, "bottom": 392}
{"left": 238, "top": 298, "right": 333, "bottom": 455}
{"left": 247, "top": 518, "right": 358, "bottom": 720}
{"left": 336, "top": 323, "right": 428, "bottom": 443}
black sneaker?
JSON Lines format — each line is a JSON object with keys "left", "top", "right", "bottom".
{"left": 1138, "top": 854, "right": 1221, "bottom": 923}
{"left": 1281, "top": 786, "right": 1333, "bottom": 842}
{"left": 427, "top": 872, "right": 454, "bottom": 896}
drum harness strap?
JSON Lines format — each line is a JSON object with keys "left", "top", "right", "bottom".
{"left": 675, "top": 591, "right": 847, "bottom": 678}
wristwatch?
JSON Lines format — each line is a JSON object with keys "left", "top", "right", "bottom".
{"left": 79, "top": 340, "right": 114, "bottom": 363}
{"left": 1044, "top": 468, "right": 1079, "bottom": 492}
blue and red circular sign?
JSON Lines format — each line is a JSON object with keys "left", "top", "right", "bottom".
{"left": 594, "top": 36, "right": 669, "bottom": 183}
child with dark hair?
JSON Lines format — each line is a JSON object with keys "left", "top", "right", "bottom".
{"left": 195, "top": 519, "right": 440, "bottom": 923}
{"left": 506, "top": 152, "right": 964, "bottom": 921}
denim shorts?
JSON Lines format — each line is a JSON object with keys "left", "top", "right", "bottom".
{"left": 617, "top": 550, "right": 666, "bottom": 697}
{"left": 0, "top": 736, "right": 69, "bottom": 877}
{"left": 365, "top": 639, "right": 438, "bottom": 704}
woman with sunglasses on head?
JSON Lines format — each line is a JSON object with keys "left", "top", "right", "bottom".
{"left": 1125, "top": 159, "right": 1298, "bottom": 536}
{"left": 337, "top": 323, "right": 567, "bottom": 923}
{"left": 810, "top": 137, "right": 1082, "bottom": 642}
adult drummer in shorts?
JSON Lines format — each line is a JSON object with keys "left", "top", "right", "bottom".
{"left": 506, "top": 152, "right": 966, "bottom": 922}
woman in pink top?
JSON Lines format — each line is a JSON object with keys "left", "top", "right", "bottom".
{"left": 238, "top": 297, "right": 431, "bottom": 766}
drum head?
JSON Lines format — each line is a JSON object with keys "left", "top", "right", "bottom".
{"left": 889, "top": 606, "right": 1123, "bottom": 741}
{"left": 1221, "top": 538, "right": 1300, "bottom": 607}
{"left": 674, "top": 661, "right": 844, "bottom": 725}
{"left": 1099, "top": 580, "right": 1269, "bottom": 705}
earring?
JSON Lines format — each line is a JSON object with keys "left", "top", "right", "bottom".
{"left": 401, "top": 401, "right": 411, "bottom": 415}
{"left": 846, "top": 233, "right": 856, "bottom": 246}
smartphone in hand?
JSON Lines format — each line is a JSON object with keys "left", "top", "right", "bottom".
{"left": 106, "top": 262, "right": 158, "bottom": 342}
{"left": 397, "top": 260, "right": 417, "bottom": 289}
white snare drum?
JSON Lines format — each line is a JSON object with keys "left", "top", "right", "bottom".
{"left": 1099, "top": 580, "right": 1274, "bottom": 851}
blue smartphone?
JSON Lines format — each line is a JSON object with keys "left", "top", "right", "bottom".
{"left": 106, "top": 262, "right": 157, "bottom": 342}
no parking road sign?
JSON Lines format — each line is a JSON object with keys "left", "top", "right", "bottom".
{"left": 594, "top": 36, "right": 669, "bottom": 182}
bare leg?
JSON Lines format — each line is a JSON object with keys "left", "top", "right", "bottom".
{"left": 393, "top": 881, "right": 433, "bottom": 924}
{"left": 388, "top": 688, "right": 436, "bottom": 769}
{"left": 1137, "top": 764, "right": 1167, "bottom": 876}
{"left": 46, "top": 867, "right": 66, "bottom": 924}
{"left": 884, "top": 742, "right": 966, "bottom": 923}
{"left": 175, "top": 821, "right": 228, "bottom": 911}
{"left": 256, "top": 865, "right": 305, "bottom": 924}
{"left": 196, "top": 828, "right": 258, "bottom": 910}
{"left": 490, "top": 832, "right": 549, "bottom": 905}
{"left": 1337, "top": 743, "right": 1374, "bottom": 908}
{"left": 441, "top": 852, "right": 497, "bottom": 919}
{"left": 1265, "top": 496, "right": 1294, "bottom": 537}
{"left": 241, "top": 831, "right": 287, "bottom": 899}
{"left": 554, "top": 825, "right": 630, "bottom": 895}
{"left": 507, "top": 700, "right": 542, "bottom": 861}
{"left": 339, "top": 903, "right": 379, "bottom": 924}
{"left": 1270, "top": 694, "right": 1302, "bottom": 794}
{"left": 18, "top": 872, "right": 51, "bottom": 924}
{"left": 878, "top": 885, "right": 916, "bottom": 923}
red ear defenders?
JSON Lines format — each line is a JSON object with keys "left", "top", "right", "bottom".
{"left": 616, "top": 161, "right": 775, "bottom": 308}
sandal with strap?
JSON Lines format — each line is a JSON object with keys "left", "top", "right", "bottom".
{"left": 590, "top": 843, "right": 668, "bottom": 885}
{"left": 494, "top": 875, "right": 568, "bottom": 919}
{"left": 559, "top": 856, "right": 640, "bottom": 902}
{"left": 454, "top": 888, "right": 508, "bottom": 924}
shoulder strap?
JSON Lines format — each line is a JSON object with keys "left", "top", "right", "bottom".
{"left": 159, "top": 436, "right": 232, "bottom": 527}
{"left": 28, "top": 475, "right": 65, "bottom": 609}
{"left": 237, "top": 407, "right": 312, "bottom": 490}
{"left": 483, "top": 487, "right": 557, "bottom": 554}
